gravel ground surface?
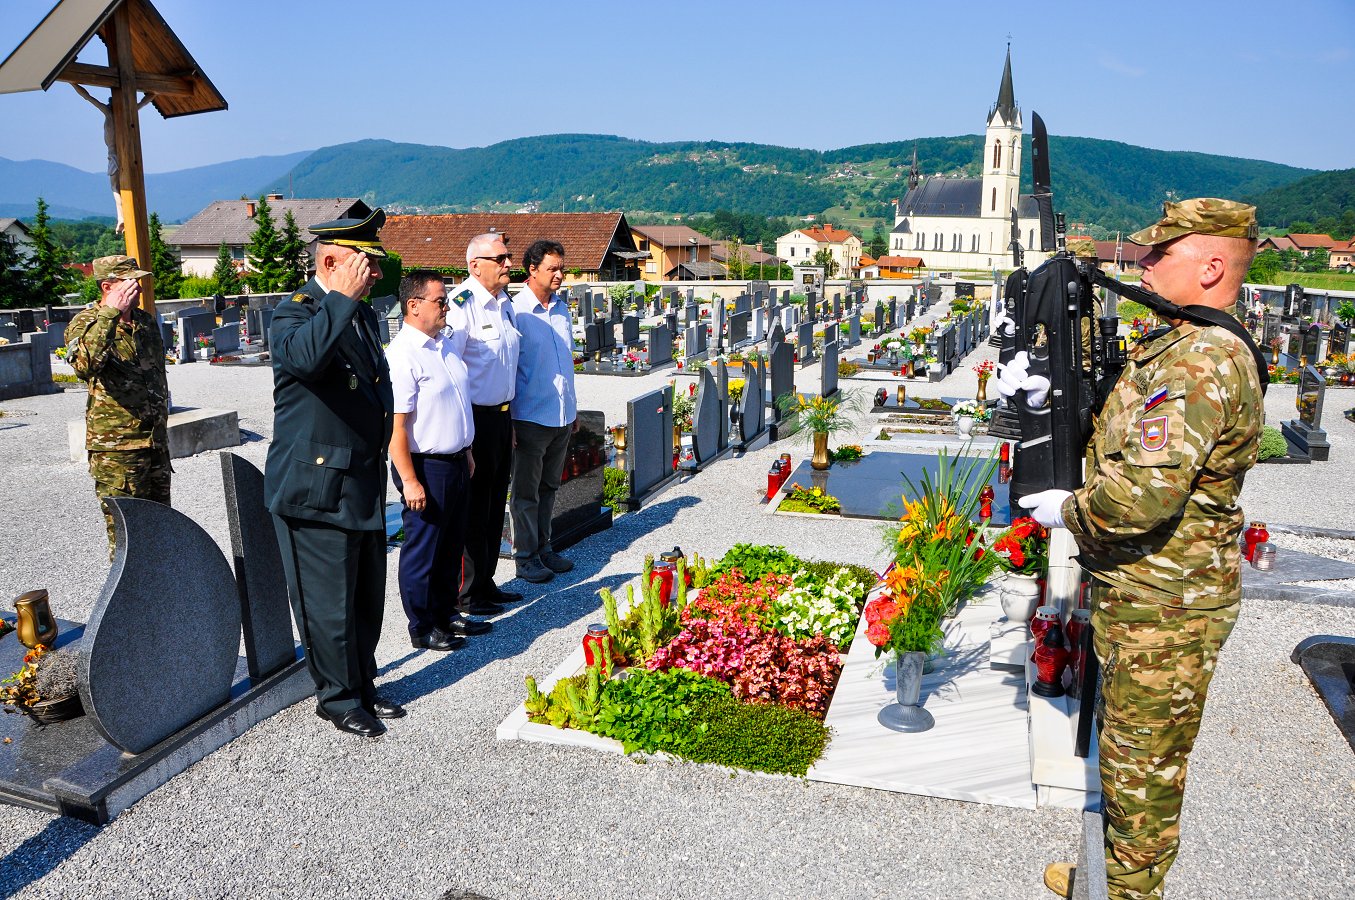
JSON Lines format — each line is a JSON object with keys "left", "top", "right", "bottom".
{"left": 0, "top": 313, "right": 1352, "bottom": 899}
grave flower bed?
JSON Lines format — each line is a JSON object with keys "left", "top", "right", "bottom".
{"left": 521, "top": 545, "right": 876, "bottom": 775}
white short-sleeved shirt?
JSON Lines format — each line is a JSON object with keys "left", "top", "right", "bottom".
{"left": 385, "top": 323, "right": 474, "bottom": 454}
{"left": 444, "top": 277, "right": 520, "bottom": 406}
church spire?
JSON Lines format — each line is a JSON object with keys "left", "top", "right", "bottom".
{"left": 908, "top": 145, "right": 920, "bottom": 190}
{"left": 991, "top": 43, "right": 1017, "bottom": 125}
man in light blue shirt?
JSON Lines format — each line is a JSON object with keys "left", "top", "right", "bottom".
{"left": 509, "top": 239, "right": 577, "bottom": 582}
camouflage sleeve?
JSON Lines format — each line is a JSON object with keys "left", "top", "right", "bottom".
{"left": 1066, "top": 344, "right": 1237, "bottom": 543}
{"left": 66, "top": 305, "right": 122, "bottom": 381}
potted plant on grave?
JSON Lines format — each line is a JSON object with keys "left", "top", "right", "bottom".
{"left": 950, "top": 399, "right": 989, "bottom": 437}
{"left": 775, "top": 390, "right": 865, "bottom": 470}
{"left": 1, "top": 645, "right": 85, "bottom": 724}
{"left": 864, "top": 568, "right": 946, "bottom": 733}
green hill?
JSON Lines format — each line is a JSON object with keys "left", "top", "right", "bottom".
{"left": 265, "top": 133, "right": 1317, "bottom": 234}
{"left": 1246, "top": 168, "right": 1355, "bottom": 227}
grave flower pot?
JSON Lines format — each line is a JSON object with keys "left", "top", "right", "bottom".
{"left": 999, "top": 572, "right": 1041, "bottom": 624}
{"left": 956, "top": 415, "right": 975, "bottom": 437}
{"left": 878, "top": 651, "right": 934, "bottom": 733}
{"left": 811, "top": 432, "right": 832, "bottom": 470}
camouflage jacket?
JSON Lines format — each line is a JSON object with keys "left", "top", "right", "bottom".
{"left": 66, "top": 304, "right": 169, "bottom": 451}
{"left": 1062, "top": 320, "right": 1262, "bottom": 607}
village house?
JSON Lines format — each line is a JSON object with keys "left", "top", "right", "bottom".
{"left": 169, "top": 196, "right": 371, "bottom": 278}
{"left": 380, "top": 212, "right": 645, "bottom": 283}
{"left": 774, "top": 224, "right": 862, "bottom": 276}
{"left": 629, "top": 224, "right": 722, "bottom": 281}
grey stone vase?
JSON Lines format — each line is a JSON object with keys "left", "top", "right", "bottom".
{"left": 878, "top": 650, "right": 935, "bottom": 733}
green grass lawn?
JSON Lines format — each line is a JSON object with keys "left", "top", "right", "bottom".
{"left": 1260, "top": 272, "right": 1355, "bottom": 292}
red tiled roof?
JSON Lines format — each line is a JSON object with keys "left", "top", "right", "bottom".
{"left": 1093, "top": 241, "right": 1150, "bottom": 265}
{"left": 858, "top": 254, "right": 876, "bottom": 267}
{"left": 1259, "top": 235, "right": 1298, "bottom": 251}
{"left": 1287, "top": 233, "right": 1342, "bottom": 250}
{"left": 876, "top": 255, "right": 924, "bottom": 267}
{"left": 381, "top": 213, "right": 634, "bottom": 272}
{"left": 800, "top": 225, "right": 858, "bottom": 244}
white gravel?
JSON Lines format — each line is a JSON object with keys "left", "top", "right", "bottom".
{"left": 0, "top": 313, "right": 1351, "bottom": 899}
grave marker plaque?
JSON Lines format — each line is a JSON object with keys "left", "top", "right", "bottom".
{"left": 820, "top": 340, "right": 839, "bottom": 397}
{"left": 740, "top": 358, "right": 767, "bottom": 443}
{"left": 847, "top": 312, "right": 861, "bottom": 347}
{"left": 874, "top": 301, "right": 886, "bottom": 334}
{"left": 212, "top": 324, "right": 240, "bottom": 355}
{"left": 626, "top": 386, "right": 675, "bottom": 500}
{"left": 769, "top": 340, "right": 794, "bottom": 420}
{"left": 622, "top": 314, "right": 641, "bottom": 347}
{"left": 691, "top": 367, "right": 721, "bottom": 464}
{"left": 1282, "top": 365, "right": 1331, "bottom": 461}
{"left": 729, "top": 310, "right": 750, "bottom": 347}
{"left": 647, "top": 323, "right": 674, "bottom": 366}
{"left": 797, "top": 321, "right": 816, "bottom": 365}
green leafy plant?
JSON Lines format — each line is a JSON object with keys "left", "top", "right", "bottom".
{"left": 876, "top": 429, "right": 892, "bottom": 440}
{"left": 711, "top": 544, "right": 801, "bottom": 582}
{"left": 1337, "top": 299, "right": 1355, "bottom": 325}
{"left": 838, "top": 360, "right": 862, "bottom": 377}
{"left": 774, "top": 390, "right": 864, "bottom": 438}
{"left": 593, "top": 669, "right": 730, "bottom": 755}
{"left": 829, "top": 444, "right": 863, "bottom": 462}
{"left": 1258, "top": 425, "right": 1290, "bottom": 461}
{"left": 603, "top": 466, "right": 629, "bottom": 513}
{"left": 779, "top": 484, "right": 841, "bottom": 514}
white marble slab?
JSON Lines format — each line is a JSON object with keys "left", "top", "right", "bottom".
{"left": 1026, "top": 651, "right": 1101, "bottom": 803}
{"left": 808, "top": 589, "right": 1040, "bottom": 809}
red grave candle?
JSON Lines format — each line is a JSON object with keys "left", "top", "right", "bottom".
{"left": 651, "top": 561, "right": 676, "bottom": 607}
{"left": 582, "top": 624, "right": 611, "bottom": 670}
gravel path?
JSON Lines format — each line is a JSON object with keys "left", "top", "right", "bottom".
{"left": 0, "top": 319, "right": 1351, "bottom": 899}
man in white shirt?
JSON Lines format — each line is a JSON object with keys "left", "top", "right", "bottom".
{"left": 446, "top": 234, "right": 524, "bottom": 614}
{"left": 510, "top": 240, "right": 578, "bottom": 583}
{"left": 387, "top": 270, "right": 493, "bottom": 651}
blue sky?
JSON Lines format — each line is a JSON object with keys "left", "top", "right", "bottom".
{"left": 0, "top": 0, "right": 1351, "bottom": 174}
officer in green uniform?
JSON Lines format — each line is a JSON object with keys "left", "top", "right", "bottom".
{"left": 1016, "top": 200, "right": 1262, "bottom": 900}
{"left": 264, "top": 209, "right": 403, "bottom": 737}
{"left": 66, "top": 255, "right": 170, "bottom": 560}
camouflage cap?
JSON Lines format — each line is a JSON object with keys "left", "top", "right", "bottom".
{"left": 1128, "top": 198, "right": 1258, "bottom": 246}
{"left": 93, "top": 255, "right": 151, "bottom": 281}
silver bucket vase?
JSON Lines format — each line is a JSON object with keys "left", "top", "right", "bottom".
{"left": 878, "top": 650, "right": 935, "bottom": 733}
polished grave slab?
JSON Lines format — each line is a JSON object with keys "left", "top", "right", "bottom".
{"left": 779, "top": 450, "right": 1013, "bottom": 524}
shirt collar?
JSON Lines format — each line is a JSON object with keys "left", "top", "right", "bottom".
{"left": 397, "top": 322, "right": 440, "bottom": 349}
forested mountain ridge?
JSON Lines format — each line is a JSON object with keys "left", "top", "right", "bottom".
{"left": 263, "top": 133, "right": 1316, "bottom": 234}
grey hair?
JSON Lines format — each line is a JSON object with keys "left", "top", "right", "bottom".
{"left": 466, "top": 233, "right": 504, "bottom": 264}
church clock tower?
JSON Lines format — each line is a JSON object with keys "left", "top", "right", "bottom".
{"left": 982, "top": 45, "right": 1022, "bottom": 222}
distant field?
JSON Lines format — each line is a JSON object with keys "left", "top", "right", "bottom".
{"left": 1277, "top": 272, "right": 1355, "bottom": 292}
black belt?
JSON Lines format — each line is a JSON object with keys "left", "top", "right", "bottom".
{"left": 472, "top": 402, "right": 511, "bottom": 413}
{"left": 411, "top": 449, "right": 469, "bottom": 462}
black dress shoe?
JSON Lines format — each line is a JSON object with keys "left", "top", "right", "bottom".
{"left": 368, "top": 696, "right": 406, "bottom": 719}
{"left": 328, "top": 708, "right": 386, "bottom": 737}
{"left": 445, "top": 616, "right": 493, "bottom": 636}
{"left": 459, "top": 597, "right": 504, "bottom": 616}
{"left": 410, "top": 628, "right": 466, "bottom": 651}
{"left": 492, "top": 589, "right": 525, "bottom": 603}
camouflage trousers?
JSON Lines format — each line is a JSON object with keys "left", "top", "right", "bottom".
{"left": 1092, "top": 581, "right": 1238, "bottom": 900}
{"left": 89, "top": 448, "right": 172, "bottom": 560}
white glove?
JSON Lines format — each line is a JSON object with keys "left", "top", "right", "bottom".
{"left": 1018, "top": 489, "right": 1072, "bottom": 529}
{"left": 995, "top": 351, "right": 1051, "bottom": 408}
{"left": 994, "top": 312, "right": 1015, "bottom": 336}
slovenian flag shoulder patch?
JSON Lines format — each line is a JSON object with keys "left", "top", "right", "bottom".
{"left": 1144, "top": 386, "right": 1168, "bottom": 412}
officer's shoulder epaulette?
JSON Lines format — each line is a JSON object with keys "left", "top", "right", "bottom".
{"left": 291, "top": 292, "right": 310, "bottom": 303}
{"left": 452, "top": 288, "right": 473, "bottom": 307}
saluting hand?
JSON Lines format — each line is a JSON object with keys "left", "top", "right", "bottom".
{"left": 403, "top": 479, "right": 427, "bottom": 512}
{"left": 329, "top": 252, "right": 372, "bottom": 301}
{"left": 104, "top": 278, "right": 140, "bottom": 319}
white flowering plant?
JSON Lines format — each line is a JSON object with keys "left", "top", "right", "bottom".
{"left": 951, "top": 400, "right": 991, "bottom": 422}
{"left": 770, "top": 567, "right": 861, "bottom": 649}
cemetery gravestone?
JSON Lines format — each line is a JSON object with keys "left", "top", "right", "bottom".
{"left": 729, "top": 310, "right": 750, "bottom": 347}
{"left": 769, "top": 340, "right": 794, "bottom": 420}
{"left": 833, "top": 294, "right": 842, "bottom": 320}
{"left": 714, "top": 359, "right": 731, "bottom": 450}
{"left": 874, "top": 302, "right": 886, "bottom": 334}
{"left": 767, "top": 320, "right": 785, "bottom": 349}
{"left": 740, "top": 358, "right": 767, "bottom": 443}
{"left": 752, "top": 307, "right": 766, "bottom": 342}
{"left": 0, "top": 324, "right": 18, "bottom": 344}
{"left": 622, "top": 314, "right": 641, "bottom": 348}
{"left": 212, "top": 325, "right": 240, "bottom": 355}
{"left": 820, "top": 340, "right": 839, "bottom": 397}
{"left": 888, "top": 299, "right": 899, "bottom": 331}
{"left": 80, "top": 498, "right": 243, "bottom": 754}
{"left": 847, "top": 312, "right": 861, "bottom": 347}
{"left": 684, "top": 323, "right": 707, "bottom": 360}
{"left": 219, "top": 305, "right": 241, "bottom": 325}
{"left": 1301, "top": 323, "right": 1321, "bottom": 367}
{"left": 221, "top": 454, "right": 297, "bottom": 679}
{"left": 647, "top": 322, "right": 674, "bottom": 366}
{"left": 1282, "top": 365, "right": 1331, "bottom": 461}
{"left": 712, "top": 297, "right": 726, "bottom": 353}
{"left": 797, "top": 321, "right": 816, "bottom": 365}
{"left": 626, "top": 386, "right": 675, "bottom": 502}
{"left": 584, "top": 322, "right": 604, "bottom": 356}
{"left": 691, "top": 367, "right": 721, "bottom": 464}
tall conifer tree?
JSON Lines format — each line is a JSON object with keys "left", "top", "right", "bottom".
{"left": 244, "top": 195, "right": 286, "bottom": 292}
{"left": 27, "top": 197, "right": 75, "bottom": 305}
{"left": 278, "top": 210, "right": 307, "bottom": 292}
{"left": 211, "top": 242, "right": 242, "bottom": 296}
{"left": 147, "top": 212, "right": 182, "bottom": 300}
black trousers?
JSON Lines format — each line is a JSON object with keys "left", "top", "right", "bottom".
{"left": 460, "top": 404, "right": 512, "bottom": 604}
{"left": 272, "top": 515, "right": 385, "bottom": 717}
{"left": 392, "top": 453, "right": 469, "bottom": 635}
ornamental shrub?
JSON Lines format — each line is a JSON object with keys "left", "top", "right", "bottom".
{"left": 593, "top": 669, "right": 731, "bottom": 755}
{"left": 682, "top": 695, "right": 830, "bottom": 776}
{"left": 771, "top": 567, "right": 862, "bottom": 650}
{"left": 1258, "top": 425, "right": 1289, "bottom": 461}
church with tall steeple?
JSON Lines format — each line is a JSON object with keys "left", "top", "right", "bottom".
{"left": 888, "top": 47, "right": 1047, "bottom": 272}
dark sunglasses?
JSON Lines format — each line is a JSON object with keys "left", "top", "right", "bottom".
{"left": 474, "top": 253, "right": 512, "bottom": 265}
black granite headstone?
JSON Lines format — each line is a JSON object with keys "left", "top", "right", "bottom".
{"left": 797, "top": 321, "right": 816, "bottom": 365}
{"left": 832, "top": 294, "right": 842, "bottom": 320}
{"left": 740, "top": 358, "right": 766, "bottom": 442}
{"left": 1282, "top": 364, "right": 1331, "bottom": 461}
{"left": 714, "top": 359, "right": 731, "bottom": 450}
{"left": 874, "top": 301, "right": 886, "bottom": 334}
{"left": 647, "top": 323, "right": 674, "bottom": 366}
{"left": 1301, "top": 322, "right": 1321, "bottom": 365}
{"left": 212, "top": 324, "right": 240, "bottom": 355}
{"left": 221, "top": 454, "right": 297, "bottom": 679}
{"left": 820, "top": 340, "right": 839, "bottom": 397}
{"left": 767, "top": 320, "right": 785, "bottom": 349}
{"left": 584, "top": 321, "right": 604, "bottom": 355}
{"left": 729, "top": 310, "right": 749, "bottom": 347}
{"left": 769, "top": 341, "right": 794, "bottom": 420}
{"left": 626, "top": 386, "right": 674, "bottom": 499}
{"left": 806, "top": 290, "right": 818, "bottom": 324}
{"left": 219, "top": 305, "right": 241, "bottom": 325}
{"left": 847, "top": 312, "right": 861, "bottom": 347}
{"left": 622, "top": 314, "right": 641, "bottom": 347}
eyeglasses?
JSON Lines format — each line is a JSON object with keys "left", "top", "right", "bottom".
{"left": 474, "top": 254, "right": 512, "bottom": 265}
{"left": 418, "top": 296, "right": 449, "bottom": 309}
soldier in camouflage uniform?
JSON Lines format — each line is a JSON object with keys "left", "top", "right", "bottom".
{"left": 65, "top": 256, "right": 170, "bottom": 560}
{"left": 1016, "top": 200, "right": 1262, "bottom": 899}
